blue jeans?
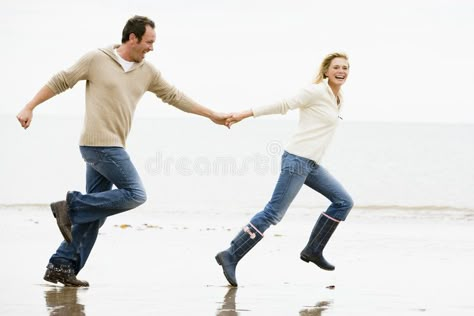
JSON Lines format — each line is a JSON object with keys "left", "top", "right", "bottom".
{"left": 250, "top": 151, "right": 353, "bottom": 232}
{"left": 50, "top": 146, "right": 147, "bottom": 273}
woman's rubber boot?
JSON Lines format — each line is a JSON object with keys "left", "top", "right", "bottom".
{"left": 300, "top": 213, "right": 340, "bottom": 271}
{"left": 215, "top": 223, "right": 264, "bottom": 287}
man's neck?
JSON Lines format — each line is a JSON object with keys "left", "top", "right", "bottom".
{"left": 116, "top": 45, "right": 133, "bottom": 62}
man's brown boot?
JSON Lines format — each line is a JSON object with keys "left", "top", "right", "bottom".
{"left": 50, "top": 200, "right": 73, "bottom": 243}
{"left": 43, "top": 263, "right": 89, "bottom": 287}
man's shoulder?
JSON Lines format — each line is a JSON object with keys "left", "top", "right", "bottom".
{"left": 140, "top": 60, "right": 161, "bottom": 75}
{"left": 79, "top": 46, "right": 119, "bottom": 66}
{"left": 96, "top": 45, "right": 116, "bottom": 59}
{"left": 75, "top": 48, "right": 107, "bottom": 62}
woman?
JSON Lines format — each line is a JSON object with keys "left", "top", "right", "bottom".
{"left": 216, "top": 52, "right": 354, "bottom": 287}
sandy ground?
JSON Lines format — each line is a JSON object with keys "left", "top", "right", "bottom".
{"left": 0, "top": 206, "right": 473, "bottom": 315}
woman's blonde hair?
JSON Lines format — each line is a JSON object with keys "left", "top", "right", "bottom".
{"left": 314, "top": 52, "right": 349, "bottom": 83}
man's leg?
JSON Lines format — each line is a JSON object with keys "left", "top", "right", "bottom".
{"left": 45, "top": 159, "right": 113, "bottom": 286}
{"left": 67, "top": 146, "right": 147, "bottom": 225}
{"left": 50, "top": 163, "right": 112, "bottom": 273}
{"left": 45, "top": 146, "right": 146, "bottom": 286}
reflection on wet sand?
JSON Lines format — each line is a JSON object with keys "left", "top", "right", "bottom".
{"left": 299, "top": 301, "right": 332, "bottom": 316}
{"left": 216, "top": 287, "right": 238, "bottom": 316}
{"left": 44, "top": 287, "right": 86, "bottom": 316}
{"left": 215, "top": 287, "right": 331, "bottom": 315}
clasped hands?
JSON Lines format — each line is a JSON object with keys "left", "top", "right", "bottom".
{"left": 212, "top": 110, "right": 253, "bottom": 129}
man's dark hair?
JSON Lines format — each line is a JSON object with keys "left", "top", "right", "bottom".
{"left": 121, "top": 15, "right": 155, "bottom": 43}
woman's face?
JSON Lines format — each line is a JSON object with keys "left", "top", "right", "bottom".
{"left": 325, "top": 57, "right": 350, "bottom": 86}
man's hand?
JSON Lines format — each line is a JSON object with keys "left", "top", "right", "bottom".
{"left": 17, "top": 107, "right": 34, "bottom": 129}
{"left": 16, "top": 85, "right": 55, "bottom": 129}
{"left": 210, "top": 112, "right": 232, "bottom": 128}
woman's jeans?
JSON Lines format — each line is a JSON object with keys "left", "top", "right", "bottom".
{"left": 50, "top": 146, "right": 147, "bottom": 273}
{"left": 250, "top": 151, "right": 353, "bottom": 233}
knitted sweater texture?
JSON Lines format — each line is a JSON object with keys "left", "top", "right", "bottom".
{"left": 47, "top": 45, "right": 201, "bottom": 147}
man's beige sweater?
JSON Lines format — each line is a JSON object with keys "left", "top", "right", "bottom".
{"left": 47, "top": 45, "right": 201, "bottom": 147}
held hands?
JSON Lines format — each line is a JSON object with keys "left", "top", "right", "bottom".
{"left": 209, "top": 112, "right": 232, "bottom": 127}
{"left": 209, "top": 109, "right": 253, "bottom": 129}
{"left": 225, "top": 110, "right": 253, "bottom": 128}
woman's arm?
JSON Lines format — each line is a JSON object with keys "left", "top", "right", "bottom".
{"left": 252, "top": 85, "right": 316, "bottom": 118}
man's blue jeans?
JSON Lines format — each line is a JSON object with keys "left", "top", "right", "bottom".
{"left": 250, "top": 151, "right": 353, "bottom": 232}
{"left": 50, "top": 146, "right": 147, "bottom": 273}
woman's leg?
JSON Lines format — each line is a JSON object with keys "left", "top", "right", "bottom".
{"left": 300, "top": 165, "right": 354, "bottom": 270}
{"left": 216, "top": 152, "right": 311, "bottom": 286}
{"left": 304, "top": 164, "right": 353, "bottom": 221}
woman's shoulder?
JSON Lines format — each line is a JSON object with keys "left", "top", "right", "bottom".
{"left": 299, "top": 82, "right": 325, "bottom": 98}
{"left": 309, "top": 82, "right": 326, "bottom": 91}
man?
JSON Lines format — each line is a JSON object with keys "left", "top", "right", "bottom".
{"left": 16, "top": 15, "right": 229, "bottom": 287}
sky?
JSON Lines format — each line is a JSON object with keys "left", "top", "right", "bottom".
{"left": 3, "top": 0, "right": 474, "bottom": 123}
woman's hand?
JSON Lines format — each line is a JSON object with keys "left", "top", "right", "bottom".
{"left": 226, "top": 110, "right": 253, "bottom": 128}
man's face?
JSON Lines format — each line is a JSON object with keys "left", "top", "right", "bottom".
{"left": 130, "top": 25, "right": 156, "bottom": 62}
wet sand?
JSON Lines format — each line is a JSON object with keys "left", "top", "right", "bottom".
{"left": 0, "top": 206, "right": 473, "bottom": 315}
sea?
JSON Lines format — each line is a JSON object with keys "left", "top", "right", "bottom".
{"left": 2, "top": 115, "right": 473, "bottom": 214}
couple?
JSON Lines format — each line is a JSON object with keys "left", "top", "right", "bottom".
{"left": 17, "top": 15, "right": 353, "bottom": 287}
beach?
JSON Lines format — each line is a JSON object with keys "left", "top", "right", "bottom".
{"left": 2, "top": 117, "right": 474, "bottom": 315}
{"left": 0, "top": 205, "right": 473, "bottom": 315}
{"left": 3, "top": 0, "right": 474, "bottom": 313}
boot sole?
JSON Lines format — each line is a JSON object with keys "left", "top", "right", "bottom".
{"left": 300, "top": 254, "right": 335, "bottom": 271}
{"left": 44, "top": 274, "right": 89, "bottom": 287}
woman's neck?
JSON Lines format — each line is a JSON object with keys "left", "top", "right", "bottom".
{"left": 328, "top": 81, "right": 341, "bottom": 97}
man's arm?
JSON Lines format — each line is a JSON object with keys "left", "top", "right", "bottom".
{"left": 185, "top": 103, "right": 230, "bottom": 127}
{"left": 148, "top": 69, "right": 230, "bottom": 127}
{"left": 17, "top": 85, "right": 56, "bottom": 129}
{"left": 17, "top": 51, "right": 94, "bottom": 129}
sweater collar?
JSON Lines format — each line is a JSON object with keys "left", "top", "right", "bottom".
{"left": 99, "top": 45, "right": 145, "bottom": 71}
{"left": 322, "top": 79, "right": 344, "bottom": 106}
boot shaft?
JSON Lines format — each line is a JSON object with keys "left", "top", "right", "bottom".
{"left": 307, "top": 213, "right": 339, "bottom": 253}
{"left": 300, "top": 213, "right": 340, "bottom": 270}
{"left": 230, "top": 223, "right": 264, "bottom": 258}
{"left": 215, "top": 223, "right": 264, "bottom": 287}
